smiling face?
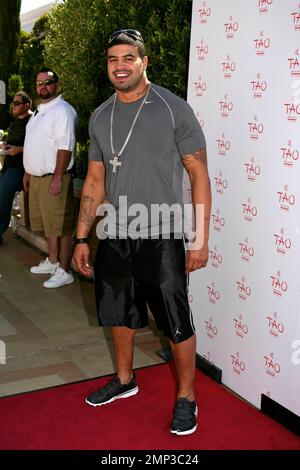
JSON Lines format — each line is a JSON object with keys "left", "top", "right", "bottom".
{"left": 107, "top": 44, "right": 148, "bottom": 94}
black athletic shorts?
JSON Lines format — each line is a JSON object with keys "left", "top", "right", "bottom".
{"left": 94, "top": 237, "right": 195, "bottom": 343}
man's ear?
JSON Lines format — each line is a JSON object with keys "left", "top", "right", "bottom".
{"left": 143, "top": 56, "right": 149, "bottom": 70}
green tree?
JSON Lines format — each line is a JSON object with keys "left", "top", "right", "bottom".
{"left": 0, "top": 0, "right": 21, "bottom": 127}
{"left": 18, "top": 14, "right": 49, "bottom": 100}
{"left": 8, "top": 74, "right": 24, "bottom": 98}
{"left": 44, "top": 0, "right": 109, "bottom": 143}
{"left": 144, "top": 0, "right": 193, "bottom": 98}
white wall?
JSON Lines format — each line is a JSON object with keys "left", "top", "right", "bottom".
{"left": 187, "top": 0, "right": 300, "bottom": 415}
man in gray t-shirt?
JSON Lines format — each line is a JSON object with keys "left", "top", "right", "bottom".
{"left": 74, "top": 29, "right": 211, "bottom": 436}
{"left": 88, "top": 82, "right": 206, "bottom": 237}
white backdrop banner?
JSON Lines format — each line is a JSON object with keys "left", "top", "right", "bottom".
{"left": 187, "top": 0, "right": 300, "bottom": 415}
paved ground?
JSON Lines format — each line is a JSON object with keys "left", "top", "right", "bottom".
{"left": 0, "top": 230, "right": 166, "bottom": 397}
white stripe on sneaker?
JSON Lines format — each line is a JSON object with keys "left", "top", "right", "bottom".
{"left": 85, "top": 386, "right": 139, "bottom": 407}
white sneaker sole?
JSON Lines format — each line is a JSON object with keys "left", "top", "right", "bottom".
{"left": 30, "top": 268, "right": 58, "bottom": 274}
{"left": 85, "top": 386, "right": 139, "bottom": 407}
{"left": 170, "top": 423, "right": 198, "bottom": 435}
{"left": 43, "top": 277, "right": 74, "bottom": 289}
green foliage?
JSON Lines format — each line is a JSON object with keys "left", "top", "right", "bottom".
{"left": 32, "top": 13, "right": 50, "bottom": 37}
{"left": 18, "top": 14, "right": 49, "bottom": 100}
{"left": 76, "top": 141, "right": 89, "bottom": 179}
{"left": 44, "top": 0, "right": 108, "bottom": 143}
{"left": 1, "top": 130, "right": 8, "bottom": 140}
{"left": 8, "top": 74, "right": 24, "bottom": 98}
{"left": 146, "top": 0, "right": 193, "bottom": 98}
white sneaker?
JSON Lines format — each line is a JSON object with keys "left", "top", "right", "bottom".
{"left": 30, "top": 257, "right": 59, "bottom": 274}
{"left": 43, "top": 267, "right": 74, "bottom": 289}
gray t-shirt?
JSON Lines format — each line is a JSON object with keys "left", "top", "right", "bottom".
{"left": 88, "top": 83, "right": 206, "bottom": 238}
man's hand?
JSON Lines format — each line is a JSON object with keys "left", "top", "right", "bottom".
{"left": 6, "top": 145, "right": 21, "bottom": 156}
{"left": 23, "top": 172, "right": 30, "bottom": 192}
{"left": 73, "top": 244, "right": 93, "bottom": 277}
{"left": 186, "top": 243, "right": 209, "bottom": 273}
{"left": 49, "top": 175, "right": 63, "bottom": 196}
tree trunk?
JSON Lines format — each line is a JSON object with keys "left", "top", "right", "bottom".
{"left": 0, "top": 0, "right": 21, "bottom": 127}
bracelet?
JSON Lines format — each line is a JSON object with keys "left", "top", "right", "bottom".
{"left": 74, "top": 237, "right": 89, "bottom": 245}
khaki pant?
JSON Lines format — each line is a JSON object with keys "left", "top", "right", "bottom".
{"left": 29, "top": 174, "right": 75, "bottom": 237}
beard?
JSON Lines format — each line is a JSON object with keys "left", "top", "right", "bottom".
{"left": 38, "top": 89, "right": 56, "bottom": 100}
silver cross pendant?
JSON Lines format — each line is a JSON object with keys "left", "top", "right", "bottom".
{"left": 109, "top": 153, "right": 122, "bottom": 173}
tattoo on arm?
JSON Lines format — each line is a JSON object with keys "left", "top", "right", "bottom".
{"left": 78, "top": 195, "right": 95, "bottom": 229}
{"left": 191, "top": 148, "right": 207, "bottom": 165}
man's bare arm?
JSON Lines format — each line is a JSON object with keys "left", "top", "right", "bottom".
{"left": 78, "top": 195, "right": 96, "bottom": 229}
{"left": 182, "top": 148, "right": 211, "bottom": 271}
{"left": 76, "top": 160, "right": 106, "bottom": 237}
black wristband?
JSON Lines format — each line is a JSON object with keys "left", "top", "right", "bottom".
{"left": 75, "top": 237, "right": 89, "bottom": 245}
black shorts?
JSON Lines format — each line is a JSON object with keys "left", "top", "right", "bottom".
{"left": 94, "top": 237, "right": 195, "bottom": 343}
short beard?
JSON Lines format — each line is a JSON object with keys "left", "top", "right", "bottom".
{"left": 38, "top": 90, "right": 56, "bottom": 100}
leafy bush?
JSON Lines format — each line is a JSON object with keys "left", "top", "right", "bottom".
{"left": 75, "top": 141, "right": 89, "bottom": 179}
{"left": 8, "top": 74, "right": 24, "bottom": 98}
{"left": 18, "top": 15, "right": 49, "bottom": 100}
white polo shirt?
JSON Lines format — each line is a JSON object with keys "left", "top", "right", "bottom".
{"left": 23, "top": 95, "right": 77, "bottom": 176}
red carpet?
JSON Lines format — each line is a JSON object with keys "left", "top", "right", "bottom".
{"left": 0, "top": 363, "right": 299, "bottom": 450}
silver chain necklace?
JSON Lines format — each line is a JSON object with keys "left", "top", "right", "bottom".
{"left": 109, "top": 83, "right": 151, "bottom": 173}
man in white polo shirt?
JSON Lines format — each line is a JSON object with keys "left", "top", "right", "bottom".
{"left": 23, "top": 67, "right": 77, "bottom": 288}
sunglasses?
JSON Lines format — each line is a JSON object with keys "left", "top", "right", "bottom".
{"left": 36, "top": 78, "right": 57, "bottom": 87}
{"left": 108, "top": 29, "right": 144, "bottom": 45}
{"left": 12, "top": 101, "right": 24, "bottom": 106}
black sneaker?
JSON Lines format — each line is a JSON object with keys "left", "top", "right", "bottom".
{"left": 85, "top": 374, "right": 139, "bottom": 407}
{"left": 170, "top": 398, "right": 198, "bottom": 435}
